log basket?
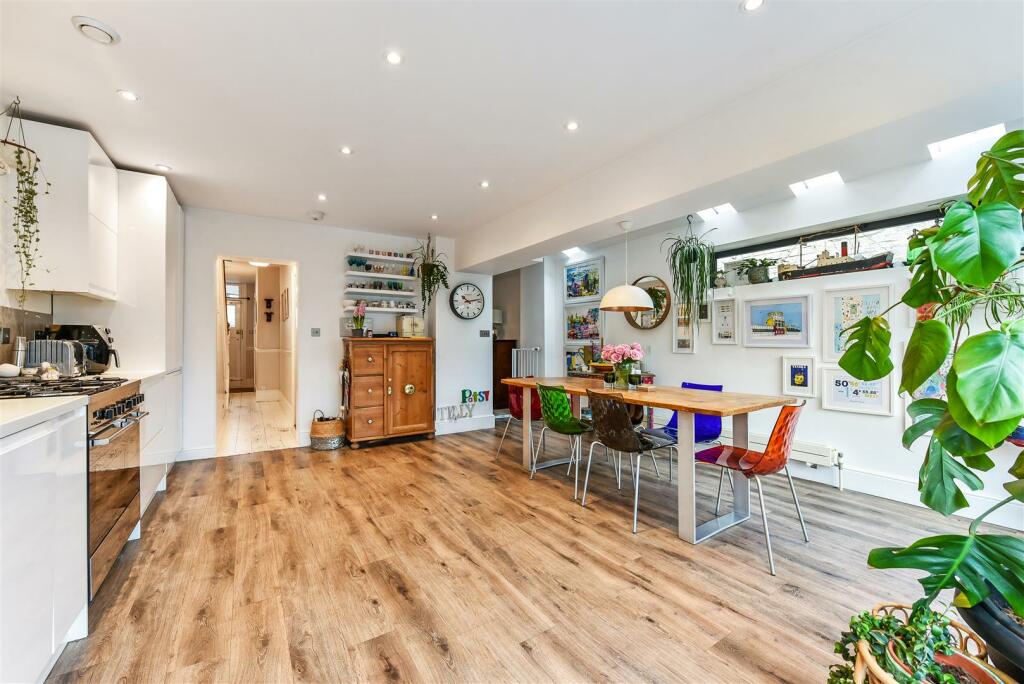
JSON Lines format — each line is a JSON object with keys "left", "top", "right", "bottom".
{"left": 310, "top": 409, "right": 344, "bottom": 451}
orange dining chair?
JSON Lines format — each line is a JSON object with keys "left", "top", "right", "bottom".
{"left": 693, "top": 401, "right": 809, "bottom": 575}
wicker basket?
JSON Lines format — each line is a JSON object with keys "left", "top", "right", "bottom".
{"left": 853, "top": 603, "right": 999, "bottom": 684}
{"left": 310, "top": 410, "right": 344, "bottom": 450}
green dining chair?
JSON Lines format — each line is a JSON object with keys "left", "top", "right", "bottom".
{"left": 533, "top": 384, "right": 593, "bottom": 500}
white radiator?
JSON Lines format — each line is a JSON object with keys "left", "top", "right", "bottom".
{"left": 720, "top": 427, "right": 844, "bottom": 489}
{"left": 512, "top": 347, "right": 542, "bottom": 378}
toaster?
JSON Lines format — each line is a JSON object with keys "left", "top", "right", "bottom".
{"left": 25, "top": 340, "right": 87, "bottom": 376}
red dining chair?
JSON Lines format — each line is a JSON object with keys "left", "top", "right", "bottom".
{"left": 693, "top": 402, "right": 809, "bottom": 575}
{"left": 494, "top": 383, "right": 543, "bottom": 460}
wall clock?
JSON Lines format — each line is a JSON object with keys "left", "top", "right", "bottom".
{"left": 449, "top": 282, "right": 485, "bottom": 320}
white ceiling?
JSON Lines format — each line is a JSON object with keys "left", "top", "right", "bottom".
{"left": 2, "top": 0, "right": 965, "bottom": 239}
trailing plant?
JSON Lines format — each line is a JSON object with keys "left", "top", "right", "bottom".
{"left": 663, "top": 216, "right": 715, "bottom": 329}
{"left": 833, "top": 129, "right": 1024, "bottom": 671}
{"left": 412, "top": 233, "right": 449, "bottom": 315}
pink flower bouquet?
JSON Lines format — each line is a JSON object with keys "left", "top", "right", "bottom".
{"left": 600, "top": 343, "right": 644, "bottom": 388}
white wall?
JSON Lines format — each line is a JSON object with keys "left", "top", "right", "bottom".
{"left": 492, "top": 269, "right": 520, "bottom": 341}
{"left": 279, "top": 262, "right": 297, "bottom": 417}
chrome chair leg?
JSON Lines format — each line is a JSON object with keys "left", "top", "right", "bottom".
{"left": 530, "top": 426, "right": 548, "bottom": 479}
{"left": 754, "top": 476, "right": 776, "bottom": 576}
{"left": 631, "top": 452, "right": 642, "bottom": 534}
{"left": 494, "top": 416, "right": 515, "bottom": 460}
{"left": 650, "top": 451, "right": 661, "bottom": 479}
{"left": 616, "top": 451, "right": 622, "bottom": 489}
{"left": 715, "top": 468, "right": 727, "bottom": 515}
{"left": 581, "top": 441, "right": 600, "bottom": 507}
{"left": 573, "top": 436, "right": 581, "bottom": 500}
{"left": 785, "top": 466, "right": 810, "bottom": 542}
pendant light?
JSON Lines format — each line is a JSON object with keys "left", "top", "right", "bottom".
{"left": 599, "top": 220, "right": 654, "bottom": 312}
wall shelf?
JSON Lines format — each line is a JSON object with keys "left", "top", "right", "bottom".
{"left": 343, "top": 306, "right": 419, "bottom": 314}
{"left": 347, "top": 251, "right": 415, "bottom": 264}
{"left": 344, "top": 288, "right": 416, "bottom": 298}
{"left": 345, "top": 270, "right": 416, "bottom": 281}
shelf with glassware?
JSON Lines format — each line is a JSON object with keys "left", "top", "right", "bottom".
{"left": 343, "top": 305, "right": 420, "bottom": 314}
{"left": 345, "top": 270, "right": 416, "bottom": 281}
{"left": 347, "top": 251, "right": 415, "bottom": 264}
{"left": 344, "top": 288, "right": 416, "bottom": 298}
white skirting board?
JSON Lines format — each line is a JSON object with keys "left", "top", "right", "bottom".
{"left": 435, "top": 413, "right": 496, "bottom": 436}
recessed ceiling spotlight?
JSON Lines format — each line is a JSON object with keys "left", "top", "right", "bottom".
{"left": 340, "top": 145, "right": 353, "bottom": 155}
{"left": 385, "top": 50, "right": 403, "bottom": 66}
{"left": 430, "top": 214, "right": 439, "bottom": 221}
{"left": 565, "top": 120, "right": 579, "bottom": 132}
{"left": 153, "top": 163, "right": 172, "bottom": 172}
{"left": 479, "top": 180, "right": 490, "bottom": 189}
{"left": 71, "top": 16, "right": 121, "bottom": 45}
{"left": 317, "top": 193, "right": 327, "bottom": 201}
{"left": 117, "top": 89, "right": 140, "bottom": 102}
{"left": 740, "top": 0, "right": 766, "bottom": 12}
{"left": 248, "top": 261, "right": 270, "bottom": 268}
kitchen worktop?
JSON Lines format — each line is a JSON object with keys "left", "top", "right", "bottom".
{"left": 0, "top": 395, "right": 89, "bottom": 440}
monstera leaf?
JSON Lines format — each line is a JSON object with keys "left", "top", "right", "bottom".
{"left": 902, "top": 247, "right": 946, "bottom": 308}
{"left": 953, "top": 320, "right": 1024, "bottom": 424}
{"left": 946, "top": 369, "right": 1020, "bottom": 448}
{"left": 839, "top": 316, "right": 893, "bottom": 381}
{"left": 869, "top": 533, "right": 1024, "bottom": 616}
{"left": 928, "top": 200, "right": 1024, "bottom": 288}
{"left": 902, "top": 398, "right": 945, "bottom": 449}
{"left": 968, "top": 129, "right": 1024, "bottom": 209}
{"left": 918, "top": 436, "right": 983, "bottom": 515}
{"left": 900, "top": 320, "right": 952, "bottom": 396}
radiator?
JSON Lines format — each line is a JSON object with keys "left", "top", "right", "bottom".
{"left": 512, "top": 347, "right": 542, "bottom": 378}
{"left": 720, "top": 426, "right": 844, "bottom": 489}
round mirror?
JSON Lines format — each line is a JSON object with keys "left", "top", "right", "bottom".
{"left": 624, "top": 275, "right": 671, "bottom": 329}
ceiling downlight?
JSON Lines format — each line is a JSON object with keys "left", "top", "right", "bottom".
{"left": 71, "top": 16, "right": 121, "bottom": 45}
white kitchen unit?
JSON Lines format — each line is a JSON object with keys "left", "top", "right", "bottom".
{"left": 2, "top": 120, "right": 118, "bottom": 299}
{"left": 0, "top": 402, "right": 89, "bottom": 684}
{"left": 139, "top": 370, "right": 182, "bottom": 513}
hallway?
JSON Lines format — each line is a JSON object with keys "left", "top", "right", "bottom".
{"left": 216, "top": 391, "right": 298, "bottom": 457}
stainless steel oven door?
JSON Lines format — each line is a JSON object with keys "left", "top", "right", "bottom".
{"left": 87, "top": 414, "right": 143, "bottom": 557}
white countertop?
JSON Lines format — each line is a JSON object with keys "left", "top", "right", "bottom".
{"left": 0, "top": 395, "right": 88, "bottom": 440}
{"left": 107, "top": 369, "right": 170, "bottom": 384}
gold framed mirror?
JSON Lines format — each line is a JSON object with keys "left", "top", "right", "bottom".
{"left": 624, "top": 275, "right": 671, "bottom": 330}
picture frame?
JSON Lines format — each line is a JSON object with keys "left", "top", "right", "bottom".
{"left": 781, "top": 355, "right": 815, "bottom": 398}
{"left": 822, "top": 284, "right": 893, "bottom": 362}
{"left": 671, "top": 304, "right": 696, "bottom": 354}
{"left": 564, "top": 304, "right": 602, "bottom": 344}
{"left": 565, "top": 347, "right": 586, "bottom": 373}
{"left": 742, "top": 295, "right": 811, "bottom": 348}
{"left": 563, "top": 256, "right": 604, "bottom": 304}
{"left": 821, "top": 365, "right": 893, "bottom": 416}
{"left": 710, "top": 298, "right": 737, "bottom": 345}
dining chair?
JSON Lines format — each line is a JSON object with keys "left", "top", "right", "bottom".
{"left": 494, "top": 382, "right": 543, "bottom": 461}
{"left": 581, "top": 390, "right": 676, "bottom": 533}
{"left": 533, "top": 384, "right": 593, "bottom": 500}
{"left": 645, "top": 382, "right": 728, "bottom": 498}
{"left": 693, "top": 402, "right": 809, "bottom": 575}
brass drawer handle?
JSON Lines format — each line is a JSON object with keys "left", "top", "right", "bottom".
{"left": 404, "top": 384, "right": 416, "bottom": 395}
{"left": 367, "top": 418, "right": 375, "bottom": 424}
{"left": 367, "top": 355, "right": 374, "bottom": 363}
{"left": 367, "top": 388, "right": 373, "bottom": 394}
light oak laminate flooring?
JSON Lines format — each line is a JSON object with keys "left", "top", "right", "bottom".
{"left": 48, "top": 423, "right": 1011, "bottom": 683}
{"left": 217, "top": 391, "right": 298, "bottom": 458}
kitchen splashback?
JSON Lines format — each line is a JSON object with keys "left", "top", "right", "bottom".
{"left": 0, "top": 305, "right": 52, "bottom": 364}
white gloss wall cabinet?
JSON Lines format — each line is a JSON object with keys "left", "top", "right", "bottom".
{"left": 139, "top": 370, "right": 182, "bottom": 514}
{"left": 0, "top": 406, "right": 89, "bottom": 683}
{"left": 2, "top": 121, "right": 118, "bottom": 299}
{"left": 54, "top": 171, "right": 185, "bottom": 373}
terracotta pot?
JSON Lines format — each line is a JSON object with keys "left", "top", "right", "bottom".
{"left": 884, "top": 639, "right": 1011, "bottom": 683}
{"left": 747, "top": 266, "right": 770, "bottom": 284}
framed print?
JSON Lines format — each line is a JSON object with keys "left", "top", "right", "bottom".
{"left": 743, "top": 295, "right": 811, "bottom": 348}
{"left": 782, "top": 356, "right": 815, "bottom": 398}
{"left": 711, "top": 298, "right": 737, "bottom": 345}
{"left": 672, "top": 304, "right": 696, "bottom": 354}
{"left": 565, "top": 304, "right": 601, "bottom": 344}
{"left": 564, "top": 256, "right": 604, "bottom": 304}
{"left": 821, "top": 366, "right": 892, "bottom": 416}
{"left": 565, "top": 347, "right": 586, "bottom": 373}
{"left": 823, "top": 284, "right": 893, "bottom": 362}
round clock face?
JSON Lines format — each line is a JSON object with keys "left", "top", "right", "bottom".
{"left": 450, "top": 282, "right": 485, "bottom": 320}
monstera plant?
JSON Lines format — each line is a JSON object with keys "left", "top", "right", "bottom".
{"left": 830, "top": 129, "right": 1024, "bottom": 682}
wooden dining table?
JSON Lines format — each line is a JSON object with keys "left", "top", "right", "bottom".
{"left": 501, "top": 376, "right": 796, "bottom": 545}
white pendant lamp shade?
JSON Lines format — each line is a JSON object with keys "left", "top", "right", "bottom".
{"left": 600, "top": 284, "right": 654, "bottom": 312}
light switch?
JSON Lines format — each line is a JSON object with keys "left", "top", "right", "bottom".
{"left": 311, "top": 328, "right": 321, "bottom": 337}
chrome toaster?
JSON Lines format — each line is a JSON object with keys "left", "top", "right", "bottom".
{"left": 25, "top": 339, "right": 86, "bottom": 376}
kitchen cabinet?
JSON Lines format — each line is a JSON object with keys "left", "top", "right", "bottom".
{"left": 343, "top": 338, "right": 434, "bottom": 447}
{"left": 139, "top": 370, "right": 182, "bottom": 514}
{"left": 0, "top": 405, "right": 88, "bottom": 684}
{"left": 2, "top": 120, "right": 118, "bottom": 299}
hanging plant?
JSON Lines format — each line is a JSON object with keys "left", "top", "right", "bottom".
{"left": 412, "top": 233, "right": 450, "bottom": 315}
{"left": 2, "top": 97, "right": 50, "bottom": 309}
{"left": 662, "top": 215, "right": 716, "bottom": 329}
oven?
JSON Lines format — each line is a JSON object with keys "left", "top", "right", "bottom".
{"left": 87, "top": 381, "right": 145, "bottom": 599}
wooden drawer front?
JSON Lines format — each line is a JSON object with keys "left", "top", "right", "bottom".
{"left": 351, "top": 376, "right": 384, "bottom": 408}
{"left": 349, "top": 407, "right": 385, "bottom": 440}
{"left": 351, "top": 345, "right": 385, "bottom": 375}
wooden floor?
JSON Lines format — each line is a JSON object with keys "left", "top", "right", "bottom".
{"left": 49, "top": 421, "right": 1008, "bottom": 683}
{"left": 216, "top": 391, "right": 298, "bottom": 458}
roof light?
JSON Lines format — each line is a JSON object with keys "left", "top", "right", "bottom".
{"left": 562, "top": 247, "right": 585, "bottom": 259}
{"left": 789, "top": 171, "right": 844, "bottom": 197}
{"left": 696, "top": 203, "right": 737, "bottom": 221}
{"left": 927, "top": 123, "right": 1006, "bottom": 160}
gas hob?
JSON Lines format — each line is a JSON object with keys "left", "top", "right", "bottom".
{"left": 0, "top": 375, "right": 130, "bottom": 399}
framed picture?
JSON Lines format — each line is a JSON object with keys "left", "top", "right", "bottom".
{"left": 565, "top": 347, "right": 586, "bottom": 373}
{"left": 743, "top": 295, "right": 811, "bottom": 348}
{"left": 821, "top": 366, "right": 892, "bottom": 416}
{"left": 281, "top": 287, "right": 290, "bottom": 321}
{"left": 711, "top": 298, "right": 737, "bottom": 345}
{"left": 564, "top": 256, "right": 604, "bottom": 304}
{"left": 698, "top": 303, "right": 710, "bottom": 322}
{"left": 672, "top": 304, "right": 696, "bottom": 354}
{"left": 565, "top": 304, "right": 601, "bottom": 344}
{"left": 782, "top": 356, "right": 815, "bottom": 398}
{"left": 823, "top": 284, "right": 893, "bottom": 362}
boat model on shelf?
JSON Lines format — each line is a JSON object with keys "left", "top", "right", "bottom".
{"left": 778, "top": 249, "right": 894, "bottom": 281}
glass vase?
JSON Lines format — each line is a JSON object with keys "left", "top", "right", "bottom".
{"left": 613, "top": 363, "right": 633, "bottom": 390}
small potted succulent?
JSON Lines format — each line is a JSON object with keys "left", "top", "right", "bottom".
{"left": 733, "top": 257, "right": 778, "bottom": 284}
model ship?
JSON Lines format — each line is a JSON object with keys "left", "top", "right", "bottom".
{"left": 778, "top": 248, "right": 894, "bottom": 281}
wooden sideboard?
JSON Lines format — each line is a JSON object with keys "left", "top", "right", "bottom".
{"left": 343, "top": 337, "right": 435, "bottom": 447}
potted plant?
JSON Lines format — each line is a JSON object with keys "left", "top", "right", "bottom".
{"left": 733, "top": 257, "right": 779, "bottom": 284}
{"left": 714, "top": 269, "right": 728, "bottom": 288}
{"left": 351, "top": 301, "right": 367, "bottom": 337}
{"left": 663, "top": 217, "right": 715, "bottom": 329}
{"left": 412, "top": 233, "right": 450, "bottom": 314}
{"left": 831, "top": 129, "right": 1024, "bottom": 681}
{"left": 601, "top": 343, "right": 644, "bottom": 389}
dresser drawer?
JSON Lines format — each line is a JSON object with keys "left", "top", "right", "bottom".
{"left": 350, "top": 345, "right": 385, "bottom": 375}
{"left": 349, "top": 407, "right": 385, "bottom": 440}
{"left": 351, "top": 376, "right": 384, "bottom": 408}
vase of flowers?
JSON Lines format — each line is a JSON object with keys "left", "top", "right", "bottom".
{"left": 352, "top": 301, "right": 367, "bottom": 337}
{"left": 601, "top": 343, "right": 644, "bottom": 389}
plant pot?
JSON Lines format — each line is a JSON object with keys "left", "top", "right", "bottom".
{"left": 351, "top": 329, "right": 365, "bottom": 337}
{"left": 714, "top": 276, "right": 727, "bottom": 288}
{"left": 957, "top": 587, "right": 1024, "bottom": 682}
{"left": 747, "top": 266, "right": 770, "bottom": 284}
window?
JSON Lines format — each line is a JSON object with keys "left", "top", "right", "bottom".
{"left": 225, "top": 283, "right": 241, "bottom": 298}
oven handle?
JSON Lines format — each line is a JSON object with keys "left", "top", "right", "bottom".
{"left": 89, "top": 417, "right": 138, "bottom": 447}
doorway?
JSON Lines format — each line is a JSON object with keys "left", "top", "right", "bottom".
{"left": 216, "top": 258, "right": 299, "bottom": 457}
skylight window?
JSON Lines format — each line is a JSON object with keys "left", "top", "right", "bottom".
{"left": 562, "top": 247, "right": 585, "bottom": 259}
{"left": 927, "top": 123, "right": 1006, "bottom": 160}
{"left": 789, "top": 171, "right": 844, "bottom": 197}
{"left": 696, "top": 203, "right": 737, "bottom": 221}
